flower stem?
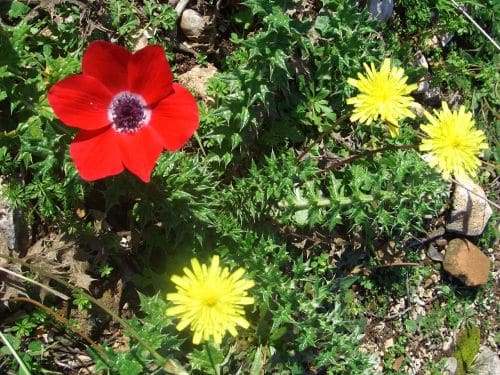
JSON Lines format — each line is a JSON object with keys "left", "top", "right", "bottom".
{"left": 205, "top": 342, "right": 220, "bottom": 375}
{"left": 194, "top": 131, "right": 207, "bottom": 157}
{"left": 296, "top": 112, "right": 351, "bottom": 162}
{"left": 0, "top": 254, "right": 188, "bottom": 375}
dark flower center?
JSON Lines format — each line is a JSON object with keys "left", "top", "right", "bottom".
{"left": 109, "top": 92, "right": 150, "bottom": 133}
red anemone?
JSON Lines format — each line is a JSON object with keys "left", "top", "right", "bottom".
{"left": 48, "top": 41, "right": 199, "bottom": 182}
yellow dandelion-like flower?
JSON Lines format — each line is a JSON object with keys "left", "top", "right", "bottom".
{"left": 347, "top": 58, "right": 418, "bottom": 137}
{"left": 419, "top": 102, "right": 488, "bottom": 180}
{"left": 166, "top": 255, "right": 254, "bottom": 344}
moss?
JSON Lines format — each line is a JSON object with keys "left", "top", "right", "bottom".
{"left": 453, "top": 326, "right": 480, "bottom": 375}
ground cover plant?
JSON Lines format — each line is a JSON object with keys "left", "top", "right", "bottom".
{"left": 0, "top": 0, "right": 498, "bottom": 374}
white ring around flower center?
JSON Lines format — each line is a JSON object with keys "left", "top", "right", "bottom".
{"left": 108, "top": 91, "right": 151, "bottom": 133}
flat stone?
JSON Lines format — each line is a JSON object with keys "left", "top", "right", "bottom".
{"left": 442, "top": 357, "right": 458, "bottom": 375}
{"left": 443, "top": 238, "right": 490, "bottom": 286}
{"left": 180, "top": 9, "right": 207, "bottom": 39}
{"left": 471, "top": 346, "right": 500, "bottom": 375}
{"left": 178, "top": 64, "right": 218, "bottom": 100}
{"left": 367, "top": 0, "right": 394, "bottom": 22}
{"left": 447, "top": 181, "right": 493, "bottom": 236}
{"left": 427, "top": 243, "right": 444, "bottom": 262}
{"left": 435, "top": 238, "right": 448, "bottom": 248}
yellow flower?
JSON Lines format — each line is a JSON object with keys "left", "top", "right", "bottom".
{"left": 347, "top": 58, "right": 417, "bottom": 137}
{"left": 166, "top": 255, "right": 254, "bottom": 344}
{"left": 419, "top": 102, "right": 488, "bottom": 180}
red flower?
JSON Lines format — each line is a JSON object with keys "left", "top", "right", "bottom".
{"left": 48, "top": 41, "right": 199, "bottom": 182}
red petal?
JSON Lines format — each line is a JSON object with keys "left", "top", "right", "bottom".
{"left": 128, "top": 45, "right": 174, "bottom": 106}
{"left": 70, "top": 127, "right": 124, "bottom": 181}
{"left": 116, "top": 126, "right": 164, "bottom": 182}
{"left": 82, "top": 41, "right": 131, "bottom": 94}
{"left": 149, "top": 83, "right": 199, "bottom": 151}
{"left": 48, "top": 75, "right": 112, "bottom": 130}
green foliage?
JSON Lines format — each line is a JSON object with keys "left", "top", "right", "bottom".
{"left": 454, "top": 326, "right": 481, "bottom": 375}
{"left": 225, "top": 148, "right": 447, "bottom": 242}
{"left": 98, "top": 263, "right": 114, "bottom": 277}
{"left": 0, "top": 0, "right": 497, "bottom": 373}
{"left": 11, "top": 317, "right": 37, "bottom": 338}
{"left": 202, "top": 0, "right": 381, "bottom": 165}
{"left": 106, "top": 0, "right": 177, "bottom": 44}
{"left": 94, "top": 293, "right": 182, "bottom": 374}
{"left": 0, "top": 314, "right": 47, "bottom": 373}
{"left": 190, "top": 343, "right": 224, "bottom": 374}
{"left": 72, "top": 291, "right": 92, "bottom": 311}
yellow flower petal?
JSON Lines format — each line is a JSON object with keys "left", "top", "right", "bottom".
{"left": 347, "top": 58, "right": 417, "bottom": 137}
{"left": 419, "top": 102, "right": 488, "bottom": 180}
{"left": 166, "top": 255, "right": 255, "bottom": 344}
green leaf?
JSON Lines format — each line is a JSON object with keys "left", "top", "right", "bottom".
{"left": 0, "top": 334, "right": 20, "bottom": 354}
{"left": 26, "top": 340, "right": 43, "bottom": 356}
{"left": 250, "top": 346, "right": 264, "bottom": 375}
{"left": 189, "top": 344, "right": 224, "bottom": 374}
{"left": 8, "top": 1, "right": 30, "bottom": 18}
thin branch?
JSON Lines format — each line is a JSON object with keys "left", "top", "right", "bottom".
{"left": 296, "top": 113, "right": 351, "bottom": 162}
{"left": 317, "top": 144, "right": 417, "bottom": 176}
{"left": 370, "top": 262, "right": 421, "bottom": 269}
{"left": 481, "top": 159, "right": 500, "bottom": 170}
{"left": 8, "top": 297, "right": 107, "bottom": 362}
{"left": 0, "top": 330, "right": 31, "bottom": 375}
{"left": 194, "top": 131, "right": 207, "bottom": 157}
{"left": 0, "top": 266, "right": 69, "bottom": 301}
{"left": 450, "top": 0, "right": 500, "bottom": 51}
{"left": 450, "top": 176, "right": 500, "bottom": 210}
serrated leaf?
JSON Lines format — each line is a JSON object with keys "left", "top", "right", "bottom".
{"left": 189, "top": 344, "right": 223, "bottom": 374}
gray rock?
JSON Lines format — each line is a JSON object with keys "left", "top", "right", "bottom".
{"left": 442, "top": 357, "right": 458, "bottom": 375}
{"left": 435, "top": 238, "right": 448, "bottom": 248}
{"left": 414, "top": 51, "right": 429, "bottom": 70}
{"left": 0, "top": 179, "right": 29, "bottom": 253}
{"left": 0, "top": 201, "right": 15, "bottom": 250}
{"left": 180, "top": 9, "right": 207, "bottom": 39}
{"left": 427, "top": 243, "right": 444, "bottom": 262}
{"left": 426, "top": 33, "right": 455, "bottom": 48}
{"left": 423, "top": 86, "right": 443, "bottom": 107}
{"left": 367, "top": 0, "right": 394, "bottom": 22}
{"left": 471, "top": 346, "right": 500, "bottom": 375}
{"left": 413, "top": 51, "right": 430, "bottom": 94}
{"left": 443, "top": 238, "right": 490, "bottom": 286}
{"left": 446, "top": 181, "right": 493, "bottom": 236}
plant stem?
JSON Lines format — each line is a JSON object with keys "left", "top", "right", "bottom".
{"left": 0, "top": 266, "right": 69, "bottom": 301}
{"left": 317, "top": 144, "right": 417, "bottom": 176}
{"left": 296, "top": 112, "right": 351, "bottom": 162}
{"left": 450, "top": 0, "right": 500, "bottom": 51}
{"left": 194, "top": 131, "right": 207, "bottom": 157}
{"left": 205, "top": 342, "right": 220, "bottom": 375}
{"left": 0, "top": 330, "right": 31, "bottom": 375}
{"left": 10, "top": 297, "right": 107, "bottom": 362}
{"left": 0, "top": 254, "right": 188, "bottom": 375}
